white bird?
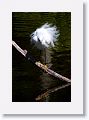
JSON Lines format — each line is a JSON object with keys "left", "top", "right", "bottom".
{"left": 30, "top": 23, "right": 59, "bottom": 65}
{"left": 30, "top": 23, "right": 59, "bottom": 49}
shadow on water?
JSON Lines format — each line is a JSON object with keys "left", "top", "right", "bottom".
{"left": 12, "top": 12, "right": 71, "bottom": 102}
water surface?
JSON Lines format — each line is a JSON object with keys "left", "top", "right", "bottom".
{"left": 12, "top": 12, "right": 71, "bottom": 102}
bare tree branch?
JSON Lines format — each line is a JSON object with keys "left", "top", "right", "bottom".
{"left": 36, "top": 83, "right": 71, "bottom": 101}
{"left": 12, "top": 40, "right": 71, "bottom": 83}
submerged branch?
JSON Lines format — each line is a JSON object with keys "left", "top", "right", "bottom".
{"left": 36, "top": 83, "right": 71, "bottom": 101}
{"left": 12, "top": 40, "right": 71, "bottom": 83}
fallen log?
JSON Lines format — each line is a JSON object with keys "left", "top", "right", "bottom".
{"left": 12, "top": 40, "right": 71, "bottom": 83}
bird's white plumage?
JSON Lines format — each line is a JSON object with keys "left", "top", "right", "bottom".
{"left": 30, "top": 23, "right": 59, "bottom": 50}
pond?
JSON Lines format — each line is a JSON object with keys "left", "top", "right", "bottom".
{"left": 12, "top": 12, "right": 71, "bottom": 102}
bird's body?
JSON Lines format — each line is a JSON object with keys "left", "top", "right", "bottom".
{"left": 30, "top": 23, "right": 59, "bottom": 65}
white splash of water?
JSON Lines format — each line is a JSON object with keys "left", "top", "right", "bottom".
{"left": 30, "top": 23, "right": 60, "bottom": 50}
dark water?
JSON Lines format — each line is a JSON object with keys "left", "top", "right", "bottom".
{"left": 12, "top": 12, "right": 71, "bottom": 102}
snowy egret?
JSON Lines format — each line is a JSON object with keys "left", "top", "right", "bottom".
{"left": 30, "top": 23, "right": 59, "bottom": 65}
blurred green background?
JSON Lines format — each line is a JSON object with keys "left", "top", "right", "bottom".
{"left": 12, "top": 12, "right": 71, "bottom": 102}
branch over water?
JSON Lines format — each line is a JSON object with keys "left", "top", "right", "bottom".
{"left": 12, "top": 40, "right": 71, "bottom": 83}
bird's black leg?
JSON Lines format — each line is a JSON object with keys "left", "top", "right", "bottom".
{"left": 45, "top": 48, "right": 46, "bottom": 65}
